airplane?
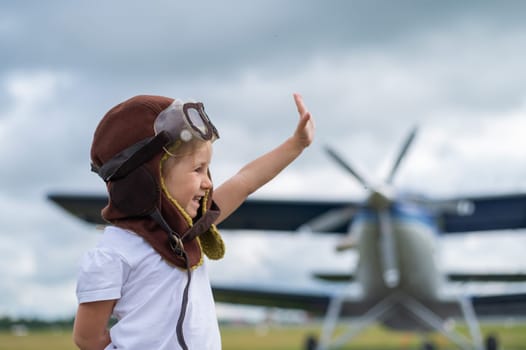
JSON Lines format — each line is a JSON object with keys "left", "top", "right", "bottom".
{"left": 48, "top": 127, "right": 526, "bottom": 350}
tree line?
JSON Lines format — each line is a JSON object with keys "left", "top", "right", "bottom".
{"left": 0, "top": 316, "right": 74, "bottom": 331}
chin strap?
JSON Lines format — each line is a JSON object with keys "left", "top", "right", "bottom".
{"left": 148, "top": 204, "right": 221, "bottom": 350}
{"left": 92, "top": 132, "right": 171, "bottom": 182}
{"left": 177, "top": 253, "right": 191, "bottom": 350}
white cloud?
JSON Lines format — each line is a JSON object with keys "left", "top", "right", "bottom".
{"left": 5, "top": 70, "right": 71, "bottom": 104}
{"left": 1, "top": 1, "right": 526, "bottom": 320}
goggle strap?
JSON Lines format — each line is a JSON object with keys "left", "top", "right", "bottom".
{"left": 181, "top": 201, "right": 221, "bottom": 243}
{"left": 200, "top": 105, "right": 220, "bottom": 140}
{"left": 94, "top": 131, "right": 171, "bottom": 182}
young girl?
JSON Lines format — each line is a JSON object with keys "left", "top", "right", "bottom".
{"left": 73, "top": 93, "right": 314, "bottom": 349}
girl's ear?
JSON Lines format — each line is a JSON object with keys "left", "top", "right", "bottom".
{"left": 109, "top": 166, "right": 159, "bottom": 217}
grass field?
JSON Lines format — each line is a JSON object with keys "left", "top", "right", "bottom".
{"left": 0, "top": 322, "right": 525, "bottom": 350}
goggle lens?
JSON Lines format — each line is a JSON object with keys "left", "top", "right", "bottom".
{"left": 186, "top": 107, "right": 208, "bottom": 136}
{"left": 154, "top": 100, "right": 219, "bottom": 144}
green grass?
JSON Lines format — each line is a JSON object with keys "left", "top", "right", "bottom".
{"left": 0, "top": 322, "right": 525, "bottom": 350}
{"left": 222, "top": 322, "right": 526, "bottom": 350}
{"left": 0, "top": 329, "right": 74, "bottom": 350}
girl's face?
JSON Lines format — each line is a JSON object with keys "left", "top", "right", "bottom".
{"left": 162, "top": 141, "right": 213, "bottom": 218}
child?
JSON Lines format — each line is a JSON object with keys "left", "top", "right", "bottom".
{"left": 73, "top": 93, "right": 314, "bottom": 350}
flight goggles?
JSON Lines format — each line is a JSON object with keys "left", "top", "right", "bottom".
{"left": 93, "top": 99, "right": 219, "bottom": 182}
{"left": 154, "top": 99, "right": 219, "bottom": 144}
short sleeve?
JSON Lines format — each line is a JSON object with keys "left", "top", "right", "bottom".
{"left": 76, "top": 248, "right": 130, "bottom": 304}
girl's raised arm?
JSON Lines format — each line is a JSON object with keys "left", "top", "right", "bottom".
{"left": 213, "top": 93, "right": 314, "bottom": 224}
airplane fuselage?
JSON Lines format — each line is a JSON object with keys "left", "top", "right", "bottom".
{"left": 353, "top": 201, "right": 445, "bottom": 300}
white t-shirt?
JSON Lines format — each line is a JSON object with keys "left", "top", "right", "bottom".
{"left": 76, "top": 226, "right": 221, "bottom": 350}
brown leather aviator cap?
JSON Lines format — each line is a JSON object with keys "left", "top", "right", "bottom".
{"left": 90, "top": 95, "right": 225, "bottom": 269}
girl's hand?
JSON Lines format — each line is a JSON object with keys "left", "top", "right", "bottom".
{"left": 293, "top": 93, "right": 315, "bottom": 148}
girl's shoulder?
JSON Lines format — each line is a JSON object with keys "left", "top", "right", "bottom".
{"left": 95, "top": 226, "right": 155, "bottom": 267}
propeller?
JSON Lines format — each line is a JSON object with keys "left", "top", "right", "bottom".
{"left": 385, "top": 126, "right": 418, "bottom": 184}
{"left": 324, "top": 145, "right": 372, "bottom": 189}
{"left": 378, "top": 208, "right": 399, "bottom": 288}
{"left": 325, "top": 127, "right": 418, "bottom": 288}
{"left": 298, "top": 206, "right": 356, "bottom": 233}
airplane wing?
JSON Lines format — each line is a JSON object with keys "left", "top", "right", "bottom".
{"left": 212, "top": 284, "right": 526, "bottom": 319}
{"left": 218, "top": 198, "right": 360, "bottom": 233}
{"left": 216, "top": 193, "right": 526, "bottom": 234}
{"left": 311, "top": 271, "right": 526, "bottom": 283}
{"left": 212, "top": 284, "right": 373, "bottom": 317}
{"left": 47, "top": 193, "right": 360, "bottom": 233}
{"left": 212, "top": 285, "right": 331, "bottom": 314}
{"left": 447, "top": 272, "right": 526, "bottom": 282}
{"left": 439, "top": 193, "right": 526, "bottom": 233}
{"left": 311, "top": 272, "right": 355, "bottom": 282}
{"left": 48, "top": 192, "right": 526, "bottom": 234}
{"left": 48, "top": 193, "right": 107, "bottom": 225}
{"left": 473, "top": 292, "right": 526, "bottom": 317}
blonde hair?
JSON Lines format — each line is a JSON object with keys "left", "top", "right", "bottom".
{"left": 163, "top": 138, "right": 206, "bottom": 158}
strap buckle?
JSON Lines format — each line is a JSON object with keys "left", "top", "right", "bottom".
{"left": 168, "top": 233, "right": 185, "bottom": 256}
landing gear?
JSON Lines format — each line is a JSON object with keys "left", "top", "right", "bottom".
{"left": 304, "top": 334, "right": 318, "bottom": 350}
{"left": 313, "top": 291, "right": 487, "bottom": 350}
{"left": 485, "top": 333, "right": 498, "bottom": 350}
{"left": 420, "top": 340, "right": 436, "bottom": 350}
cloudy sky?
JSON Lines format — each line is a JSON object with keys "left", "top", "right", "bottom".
{"left": 2, "top": 1, "right": 526, "bottom": 320}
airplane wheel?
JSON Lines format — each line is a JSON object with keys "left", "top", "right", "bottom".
{"left": 421, "top": 341, "right": 436, "bottom": 350}
{"left": 485, "top": 333, "right": 498, "bottom": 350}
{"left": 304, "top": 334, "right": 317, "bottom": 350}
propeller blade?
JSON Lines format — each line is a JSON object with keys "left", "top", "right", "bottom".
{"left": 378, "top": 209, "right": 400, "bottom": 288}
{"left": 298, "top": 206, "right": 356, "bottom": 233}
{"left": 386, "top": 126, "right": 418, "bottom": 184}
{"left": 325, "top": 145, "right": 371, "bottom": 189}
{"left": 335, "top": 234, "right": 357, "bottom": 252}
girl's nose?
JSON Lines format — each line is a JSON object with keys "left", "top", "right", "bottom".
{"left": 202, "top": 176, "right": 213, "bottom": 189}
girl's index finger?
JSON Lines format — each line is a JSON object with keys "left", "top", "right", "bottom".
{"left": 293, "top": 93, "right": 307, "bottom": 117}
